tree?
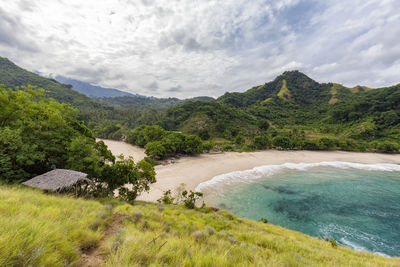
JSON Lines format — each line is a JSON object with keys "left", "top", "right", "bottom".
{"left": 252, "top": 135, "right": 270, "bottom": 149}
{"left": 145, "top": 141, "right": 167, "bottom": 159}
{"left": 272, "top": 136, "right": 292, "bottom": 149}
{"left": 184, "top": 135, "right": 203, "bottom": 154}
{"left": 98, "top": 156, "right": 156, "bottom": 202}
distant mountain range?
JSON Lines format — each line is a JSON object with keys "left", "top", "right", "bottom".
{"left": 51, "top": 75, "right": 142, "bottom": 98}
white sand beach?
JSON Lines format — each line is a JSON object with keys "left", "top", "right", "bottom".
{"left": 99, "top": 139, "right": 400, "bottom": 202}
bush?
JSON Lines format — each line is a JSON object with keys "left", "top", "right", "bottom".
{"left": 184, "top": 135, "right": 203, "bottom": 154}
{"left": 302, "top": 140, "right": 320, "bottom": 150}
{"left": 202, "top": 140, "right": 216, "bottom": 152}
{"left": 377, "top": 141, "right": 400, "bottom": 153}
{"left": 157, "top": 189, "right": 175, "bottom": 204}
{"left": 252, "top": 135, "right": 270, "bottom": 149}
{"left": 317, "top": 137, "right": 339, "bottom": 150}
{"left": 272, "top": 136, "right": 292, "bottom": 149}
{"left": 182, "top": 190, "right": 204, "bottom": 209}
{"left": 143, "top": 156, "right": 159, "bottom": 166}
{"left": 145, "top": 141, "right": 167, "bottom": 159}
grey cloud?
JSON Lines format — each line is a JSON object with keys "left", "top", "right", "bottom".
{"left": 147, "top": 81, "right": 159, "bottom": 90}
{"left": 167, "top": 85, "right": 182, "bottom": 92}
{"left": 0, "top": 8, "right": 40, "bottom": 52}
{"left": 2, "top": 0, "right": 400, "bottom": 98}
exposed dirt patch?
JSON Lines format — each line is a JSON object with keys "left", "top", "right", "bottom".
{"left": 79, "top": 213, "right": 126, "bottom": 267}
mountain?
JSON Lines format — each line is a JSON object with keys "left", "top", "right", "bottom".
{"left": 53, "top": 75, "right": 139, "bottom": 98}
{"left": 0, "top": 57, "right": 94, "bottom": 106}
{"left": 160, "top": 71, "right": 400, "bottom": 148}
{"left": 97, "top": 95, "right": 214, "bottom": 111}
{"left": 0, "top": 57, "right": 163, "bottom": 131}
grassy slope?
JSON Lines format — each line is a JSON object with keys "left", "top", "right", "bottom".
{"left": 1, "top": 186, "right": 399, "bottom": 266}
{"left": 0, "top": 186, "right": 109, "bottom": 267}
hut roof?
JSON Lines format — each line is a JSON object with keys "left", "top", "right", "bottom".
{"left": 22, "top": 169, "right": 91, "bottom": 191}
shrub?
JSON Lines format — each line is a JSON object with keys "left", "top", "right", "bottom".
{"left": 377, "top": 141, "right": 400, "bottom": 153}
{"left": 252, "top": 135, "right": 270, "bottom": 149}
{"left": 145, "top": 141, "right": 167, "bottom": 159}
{"left": 157, "top": 189, "right": 175, "bottom": 204}
{"left": 272, "top": 136, "right": 292, "bottom": 149}
{"left": 182, "top": 190, "right": 204, "bottom": 209}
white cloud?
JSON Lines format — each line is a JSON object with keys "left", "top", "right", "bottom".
{"left": 0, "top": 0, "right": 399, "bottom": 98}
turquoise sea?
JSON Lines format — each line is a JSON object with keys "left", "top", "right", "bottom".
{"left": 197, "top": 162, "right": 400, "bottom": 257}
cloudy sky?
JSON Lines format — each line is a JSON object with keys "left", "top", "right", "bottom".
{"left": 1, "top": 0, "right": 400, "bottom": 98}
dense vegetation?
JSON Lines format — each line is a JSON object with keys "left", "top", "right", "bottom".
{"left": 0, "top": 85, "right": 155, "bottom": 201}
{"left": 0, "top": 57, "right": 162, "bottom": 138}
{"left": 126, "top": 125, "right": 204, "bottom": 159}
{"left": 158, "top": 71, "right": 400, "bottom": 153}
{"left": 97, "top": 95, "right": 213, "bottom": 111}
{"left": 2, "top": 185, "right": 399, "bottom": 266}
{"left": 1, "top": 57, "right": 399, "bottom": 154}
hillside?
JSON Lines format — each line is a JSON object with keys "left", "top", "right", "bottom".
{"left": 0, "top": 57, "right": 164, "bottom": 133}
{"left": 97, "top": 95, "right": 214, "bottom": 111}
{"left": 159, "top": 71, "right": 400, "bottom": 151}
{"left": 0, "top": 57, "right": 94, "bottom": 106}
{"left": 2, "top": 185, "right": 399, "bottom": 266}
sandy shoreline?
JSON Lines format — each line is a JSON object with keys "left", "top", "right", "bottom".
{"left": 99, "top": 139, "right": 400, "bottom": 203}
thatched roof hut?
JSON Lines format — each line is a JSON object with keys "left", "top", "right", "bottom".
{"left": 22, "top": 169, "right": 91, "bottom": 193}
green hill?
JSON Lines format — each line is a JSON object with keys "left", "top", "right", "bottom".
{"left": 0, "top": 57, "right": 163, "bottom": 136}
{"left": 159, "top": 71, "right": 400, "bottom": 151}
{"left": 2, "top": 185, "right": 399, "bottom": 266}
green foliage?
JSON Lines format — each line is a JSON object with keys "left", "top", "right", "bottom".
{"left": 260, "top": 217, "right": 269, "bottom": 224}
{"left": 143, "top": 156, "right": 160, "bottom": 166}
{"left": 0, "top": 85, "right": 110, "bottom": 181}
{"left": 181, "top": 190, "right": 204, "bottom": 209}
{"left": 272, "top": 136, "right": 293, "bottom": 149}
{"left": 376, "top": 141, "right": 400, "bottom": 153}
{"left": 127, "top": 125, "right": 204, "bottom": 158}
{"left": 145, "top": 141, "right": 167, "bottom": 159}
{"left": 98, "top": 156, "right": 156, "bottom": 202}
{"left": 157, "top": 189, "right": 175, "bottom": 205}
{"left": 252, "top": 135, "right": 271, "bottom": 149}
{"left": 0, "top": 86, "right": 156, "bottom": 202}
{"left": 183, "top": 135, "right": 203, "bottom": 154}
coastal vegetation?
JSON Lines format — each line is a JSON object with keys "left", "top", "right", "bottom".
{"left": 1, "top": 185, "right": 399, "bottom": 266}
{"left": 0, "top": 85, "right": 155, "bottom": 201}
{"left": 1, "top": 57, "right": 399, "bottom": 154}
{"left": 126, "top": 125, "right": 203, "bottom": 159}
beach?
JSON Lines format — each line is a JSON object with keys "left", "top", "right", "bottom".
{"left": 99, "top": 139, "right": 400, "bottom": 202}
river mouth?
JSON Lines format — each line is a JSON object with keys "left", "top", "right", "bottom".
{"left": 198, "top": 162, "right": 400, "bottom": 257}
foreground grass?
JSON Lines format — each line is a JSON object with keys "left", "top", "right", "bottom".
{"left": 1, "top": 186, "right": 400, "bottom": 266}
{"left": 105, "top": 202, "right": 400, "bottom": 267}
{"left": 0, "top": 186, "right": 109, "bottom": 266}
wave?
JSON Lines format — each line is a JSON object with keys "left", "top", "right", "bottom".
{"left": 195, "top": 161, "right": 400, "bottom": 193}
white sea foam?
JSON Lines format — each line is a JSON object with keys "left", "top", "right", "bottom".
{"left": 195, "top": 161, "right": 400, "bottom": 193}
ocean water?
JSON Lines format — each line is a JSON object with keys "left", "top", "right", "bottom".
{"left": 197, "top": 162, "right": 400, "bottom": 257}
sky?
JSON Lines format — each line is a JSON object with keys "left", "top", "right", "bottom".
{"left": 1, "top": 0, "right": 400, "bottom": 98}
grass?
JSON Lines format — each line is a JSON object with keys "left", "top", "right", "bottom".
{"left": 0, "top": 186, "right": 110, "bottom": 266}
{"left": 1, "top": 186, "right": 400, "bottom": 266}
{"left": 277, "top": 79, "right": 292, "bottom": 101}
{"left": 104, "top": 202, "right": 400, "bottom": 267}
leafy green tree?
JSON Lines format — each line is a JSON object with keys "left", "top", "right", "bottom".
{"left": 98, "top": 156, "right": 156, "bottom": 202}
{"left": 252, "top": 135, "right": 270, "bottom": 149}
{"left": 184, "top": 135, "right": 203, "bottom": 154}
{"left": 145, "top": 141, "right": 167, "bottom": 159}
{"left": 161, "top": 132, "right": 185, "bottom": 154}
{"left": 0, "top": 85, "right": 156, "bottom": 201}
{"left": 272, "top": 136, "right": 292, "bottom": 149}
